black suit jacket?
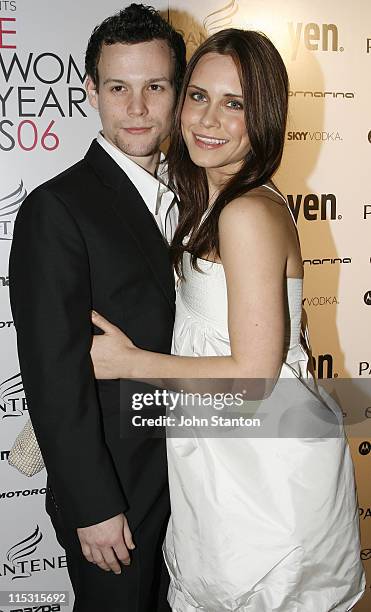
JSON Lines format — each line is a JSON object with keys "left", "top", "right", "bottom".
{"left": 9, "top": 140, "right": 175, "bottom": 530}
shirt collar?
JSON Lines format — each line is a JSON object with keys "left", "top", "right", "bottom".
{"left": 96, "top": 132, "right": 167, "bottom": 216}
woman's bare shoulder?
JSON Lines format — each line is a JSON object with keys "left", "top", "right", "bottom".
{"left": 219, "top": 185, "right": 288, "bottom": 230}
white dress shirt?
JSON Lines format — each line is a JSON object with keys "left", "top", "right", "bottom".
{"left": 96, "top": 133, "right": 177, "bottom": 243}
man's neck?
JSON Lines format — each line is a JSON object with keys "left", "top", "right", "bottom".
{"left": 125, "top": 151, "right": 161, "bottom": 176}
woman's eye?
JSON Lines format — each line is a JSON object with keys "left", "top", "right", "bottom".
{"left": 190, "top": 91, "right": 207, "bottom": 102}
{"left": 226, "top": 99, "right": 243, "bottom": 110}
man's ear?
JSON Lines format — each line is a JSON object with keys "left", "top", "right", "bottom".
{"left": 86, "top": 77, "right": 99, "bottom": 110}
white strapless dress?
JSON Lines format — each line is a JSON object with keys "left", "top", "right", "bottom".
{"left": 163, "top": 187, "right": 365, "bottom": 611}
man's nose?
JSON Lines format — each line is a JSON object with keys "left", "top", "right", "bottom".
{"left": 127, "top": 92, "right": 148, "bottom": 117}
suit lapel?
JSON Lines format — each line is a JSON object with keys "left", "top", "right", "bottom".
{"left": 85, "top": 140, "right": 175, "bottom": 314}
{"left": 113, "top": 178, "right": 176, "bottom": 312}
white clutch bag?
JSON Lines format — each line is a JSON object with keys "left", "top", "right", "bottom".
{"left": 8, "top": 418, "right": 45, "bottom": 477}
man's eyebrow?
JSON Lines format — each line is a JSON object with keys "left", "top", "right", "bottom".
{"left": 144, "top": 76, "right": 171, "bottom": 85}
{"left": 188, "top": 83, "right": 243, "bottom": 98}
{"left": 103, "top": 77, "right": 171, "bottom": 86}
{"left": 103, "top": 78, "right": 125, "bottom": 85}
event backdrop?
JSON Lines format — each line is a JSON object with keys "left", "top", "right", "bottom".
{"left": 0, "top": 0, "right": 370, "bottom": 610}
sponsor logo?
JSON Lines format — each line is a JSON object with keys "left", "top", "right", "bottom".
{"left": 0, "top": 450, "right": 9, "bottom": 460}
{"left": 303, "top": 296, "right": 339, "bottom": 306}
{"left": 0, "top": 275, "right": 8, "bottom": 286}
{"left": 0, "top": 320, "right": 14, "bottom": 328}
{"left": 303, "top": 257, "right": 351, "bottom": 266}
{"left": 5, "top": 526, "right": 43, "bottom": 579}
{"left": 0, "top": 180, "right": 26, "bottom": 240}
{"left": 364, "top": 291, "right": 371, "bottom": 306}
{"left": 170, "top": 0, "right": 238, "bottom": 55}
{"left": 287, "top": 131, "right": 342, "bottom": 142}
{"left": 0, "top": 526, "right": 66, "bottom": 580}
{"left": 359, "top": 441, "right": 371, "bottom": 456}
{"left": 361, "top": 549, "right": 371, "bottom": 561}
{"left": 0, "top": 488, "right": 46, "bottom": 500}
{"left": 359, "top": 362, "right": 371, "bottom": 376}
{"left": 312, "top": 353, "right": 336, "bottom": 379}
{"left": 360, "top": 508, "right": 371, "bottom": 520}
{"left": 2, "top": 607, "right": 61, "bottom": 612}
{"left": 288, "top": 22, "right": 343, "bottom": 61}
{"left": 0, "top": 373, "right": 27, "bottom": 418}
{"left": 289, "top": 90, "right": 354, "bottom": 99}
{"left": 364, "top": 204, "right": 371, "bottom": 219}
{"left": 287, "top": 193, "right": 339, "bottom": 222}
{"left": 203, "top": 0, "right": 238, "bottom": 35}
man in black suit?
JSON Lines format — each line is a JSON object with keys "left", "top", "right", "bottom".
{"left": 9, "top": 5, "right": 186, "bottom": 611}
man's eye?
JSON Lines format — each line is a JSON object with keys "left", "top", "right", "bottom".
{"left": 226, "top": 99, "right": 243, "bottom": 110}
{"left": 111, "top": 86, "right": 124, "bottom": 93}
{"left": 149, "top": 84, "right": 163, "bottom": 91}
{"left": 190, "top": 92, "right": 206, "bottom": 102}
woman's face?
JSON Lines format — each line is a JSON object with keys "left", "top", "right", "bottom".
{"left": 181, "top": 52, "right": 250, "bottom": 173}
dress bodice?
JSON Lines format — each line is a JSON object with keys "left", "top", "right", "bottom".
{"left": 172, "top": 184, "right": 307, "bottom": 374}
{"left": 175, "top": 253, "right": 303, "bottom": 348}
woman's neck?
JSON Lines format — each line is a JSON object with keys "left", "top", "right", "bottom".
{"left": 205, "top": 161, "right": 243, "bottom": 206}
{"left": 206, "top": 170, "right": 225, "bottom": 208}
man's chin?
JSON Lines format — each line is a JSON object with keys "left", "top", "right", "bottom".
{"left": 114, "top": 137, "right": 162, "bottom": 159}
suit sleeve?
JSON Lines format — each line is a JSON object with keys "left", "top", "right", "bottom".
{"left": 9, "top": 187, "right": 128, "bottom": 528}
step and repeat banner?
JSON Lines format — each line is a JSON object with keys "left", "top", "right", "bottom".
{"left": 0, "top": 0, "right": 369, "bottom": 610}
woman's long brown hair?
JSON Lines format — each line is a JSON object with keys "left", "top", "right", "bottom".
{"left": 167, "top": 28, "right": 289, "bottom": 277}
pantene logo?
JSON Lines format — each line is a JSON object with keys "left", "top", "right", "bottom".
{"left": 203, "top": 0, "right": 239, "bottom": 35}
{"left": 289, "top": 22, "right": 343, "bottom": 61}
{"left": 170, "top": 0, "right": 239, "bottom": 56}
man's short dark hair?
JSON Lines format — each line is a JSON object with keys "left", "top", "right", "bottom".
{"left": 85, "top": 3, "right": 186, "bottom": 95}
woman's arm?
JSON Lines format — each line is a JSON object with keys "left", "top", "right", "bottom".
{"left": 92, "top": 195, "right": 288, "bottom": 386}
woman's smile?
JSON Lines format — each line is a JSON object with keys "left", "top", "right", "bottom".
{"left": 192, "top": 132, "right": 230, "bottom": 149}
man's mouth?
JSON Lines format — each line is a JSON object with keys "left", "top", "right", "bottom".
{"left": 124, "top": 127, "right": 153, "bottom": 134}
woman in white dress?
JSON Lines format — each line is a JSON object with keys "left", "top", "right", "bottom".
{"left": 90, "top": 29, "right": 365, "bottom": 611}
